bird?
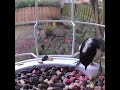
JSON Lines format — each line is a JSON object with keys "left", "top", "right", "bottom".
{"left": 74, "top": 37, "right": 105, "bottom": 73}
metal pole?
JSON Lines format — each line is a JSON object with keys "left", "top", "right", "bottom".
{"left": 34, "top": 23, "right": 39, "bottom": 57}
{"left": 71, "top": 0, "right": 74, "bottom": 21}
{"left": 34, "top": 0, "right": 39, "bottom": 57}
{"left": 73, "top": 21, "right": 105, "bottom": 27}
{"left": 15, "top": 20, "right": 105, "bottom": 27}
{"left": 102, "top": 0, "right": 105, "bottom": 41}
{"left": 102, "top": 0, "right": 105, "bottom": 25}
{"left": 35, "top": 0, "right": 38, "bottom": 22}
{"left": 37, "top": 20, "right": 104, "bottom": 28}
{"left": 71, "top": 21, "right": 75, "bottom": 55}
{"left": 15, "top": 53, "right": 37, "bottom": 58}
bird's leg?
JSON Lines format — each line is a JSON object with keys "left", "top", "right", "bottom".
{"left": 97, "top": 58, "right": 103, "bottom": 77}
{"left": 99, "top": 58, "right": 102, "bottom": 73}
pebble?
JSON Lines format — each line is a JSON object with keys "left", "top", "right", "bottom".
{"left": 38, "top": 82, "right": 49, "bottom": 89}
{"left": 26, "top": 73, "right": 32, "bottom": 77}
{"left": 19, "top": 79, "right": 25, "bottom": 84}
{"left": 47, "top": 80, "right": 54, "bottom": 85}
{"left": 54, "top": 87, "right": 63, "bottom": 90}
{"left": 81, "top": 80, "right": 87, "bottom": 87}
{"left": 89, "top": 84, "right": 95, "bottom": 89}
{"left": 63, "top": 78, "right": 70, "bottom": 84}
{"left": 23, "top": 84, "right": 32, "bottom": 89}
{"left": 56, "top": 70, "right": 62, "bottom": 76}
{"left": 52, "top": 83, "right": 65, "bottom": 88}
{"left": 97, "top": 80, "right": 103, "bottom": 86}
{"left": 103, "top": 84, "right": 105, "bottom": 90}
{"left": 63, "top": 85, "right": 69, "bottom": 90}
{"left": 69, "top": 77, "right": 75, "bottom": 83}
{"left": 15, "top": 66, "right": 105, "bottom": 90}
{"left": 30, "top": 76, "right": 39, "bottom": 86}
{"left": 44, "top": 79, "right": 49, "bottom": 83}
{"left": 69, "top": 83, "right": 77, "bottom": 89}
{"left": 47, "top": 87, "right": 54, "bottom": 90}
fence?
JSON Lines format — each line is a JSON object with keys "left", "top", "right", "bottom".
{"left": 15, "top": 2, "right": 103, "bottom": 24}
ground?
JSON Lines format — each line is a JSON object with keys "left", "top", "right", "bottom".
{"left": 15, "top": 25, "right": 34, "bottom": 40}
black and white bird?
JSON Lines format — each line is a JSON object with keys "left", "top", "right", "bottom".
{"left": 74, "top": 37, "right": 105, "bottom": 73}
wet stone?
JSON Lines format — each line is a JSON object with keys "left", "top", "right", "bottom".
{"left": 82, "top": 80, "right": 88, "bottom": 87}
{"left": 30, "top": 76, "right": 40, "bottom": 86}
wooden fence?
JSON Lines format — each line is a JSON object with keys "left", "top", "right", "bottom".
{"left": 15, "top": 7, "right": 61, "bottom": 23}
{"left": 15, "top": 3, "right": 103, "bottom": 24}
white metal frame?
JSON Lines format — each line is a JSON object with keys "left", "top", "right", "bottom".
{"left": 15, "top": 0, "right": 105, "bottom": 59}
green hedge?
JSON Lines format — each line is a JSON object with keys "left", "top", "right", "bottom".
{"left": 15, "top": 0, "right": 61, "bottom": 9}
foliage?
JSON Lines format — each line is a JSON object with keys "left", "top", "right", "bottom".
{"left": 62, "top": 3, "right": 102, "bottom": 23}
{"left": 39, "top": 48, "right": 58, "bottom": 55}
{"left": 38, "top": 0, "right": 61, "bottom": 7}
{"left": 15, "top": 0, "right": 61, "bottom": 9}
{"left": 75, "top": 33, "right": 84, "bottom": 43}
{"left": 15, "top": 0, "right": 33, "bottom": 9}
{"left": 15, "top": 38, "right": 35, "bottom": 54}
{"left": 44, "top": 22, "right": 55, "bottom": 37}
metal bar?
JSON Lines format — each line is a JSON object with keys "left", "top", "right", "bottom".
{"left": 71, "top": 21, "right": 75, "bottom": 55}
{"left": 72, "top": 52, "right": 80, "bottom": 58}
{"left": 15, "top": 53, "right": 37, "bottom": 58}
{"left": 15, "top": 56, "right": 79, "bottom": 65}
{"left": 35, "top": 0, "right": 38, "bottom": 22}
{"left": 34, "top": 0, "right": 39, "bottom": 57}
{"left": 38, "top": 55, "right": 74, "bottom": 58}
{"left": 15, "top": 20, "right": 74, "bottom": 25}
{"left": 104, "top": 31, "right": 105, "bottom": 41}
{"left": 38, "top": 20, "right": 104, "bottom": 28}
{"left": 38, "top": 20, "right": 73, "bottom": 23}
{"left": 102, "top": 0, "right": 105, "bottom": 25}
{"left": 15, "top": 21, "right": 36, "bottom": 25}
{"left": 15, "top": 20, "right": 105, "bottom": 27}
{"left": 35, "top": 20, "right": 76, "bottom": 56}
{"left": 34, "top": 23, "right": 39, "bottom": 57}
{"left": 16, "top": 20, "right": 105, "bottom": 56}
{"left": 73, "top": 21, "right": 105, "bottom": 27}
{"left": 71, "top": 0, "right": 74, "bottom": 21}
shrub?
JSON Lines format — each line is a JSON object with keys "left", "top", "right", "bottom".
{"left": 15, "top": 0, "right": 61, "bottom": 9}
{"left": 44, "top": 22, "right": 55, "bottom": 37}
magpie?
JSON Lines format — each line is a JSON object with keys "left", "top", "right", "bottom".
{"left": 74, "top": 37, "right": 105, "bottom": 73}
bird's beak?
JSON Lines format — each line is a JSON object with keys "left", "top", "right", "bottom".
{"left": 85, "top": 66, "right": 87, "bottom": 70}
